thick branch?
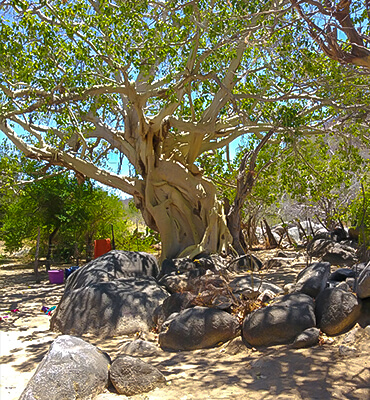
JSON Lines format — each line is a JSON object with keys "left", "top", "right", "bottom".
{"left": 0, "top": 122, "right": 138, "bottom": 196}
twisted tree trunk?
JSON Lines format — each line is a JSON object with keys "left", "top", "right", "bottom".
{"left": 134, "top": 158, "right": 231, "bottom": 260}
{"left": 226, "top": 129, "right": 275, "bottom": 255}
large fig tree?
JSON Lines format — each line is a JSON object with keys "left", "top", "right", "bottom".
{"left": 0, "top": 0, "right": 357, "bottom": 260}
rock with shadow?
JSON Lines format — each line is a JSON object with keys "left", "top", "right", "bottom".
{"left": 356, "top": 263, "right": 370, "bottom": 299}
{"left": 154, "top": 291, "right": 197, "bottom": 329}
{"left": 242, "top": 293, "right": 316, "bottom": 347}
{"left": 20, "top": 335, "right": 110, "bottom": 400}
{"left": 158, "top": 255, "right": 228, "bottom": 294}
{"left": 66, "top": 250, "right": 159, "bottom": 290}
{"left": 110, "top": 355, "right": 166, "bottom": 396}
{"left": 119, "top": 339, "right": 162, "bottom": 358}
{"left": 322, "top": 242, "right": 357, "bottom": 266}
{"left": 158, "top": 258, "right": 202, "bottom": 293}
{"left": 229, "top": 275, "right": 283, "bottom": 299}
{"left": 294, "top": 262, "right": 330, "bottom": 298}
{"left": 50, "top": 251, "right": 168, "bottom": 338}
{"left": 315, "top": 287, "right": 362, "bottom": 336}
{"left": 51, "top": 277, "right": 169, "bottom": 337}
{"left": 307, "top": 238, "right": 357, "bottom": 266}
{"left": 292, "top": 327, "right": 320, "bottom": 349}
{"left": 158, "top": 306, "right": 240, "bottom": 351}
{"left": 329, "top": 267, "right": 356, "bottom": 282}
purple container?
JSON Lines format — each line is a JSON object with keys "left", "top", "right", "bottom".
{"left": 48, "top": 270, "right": 64, "bottom": 284}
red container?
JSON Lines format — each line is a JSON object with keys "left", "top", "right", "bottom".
{"left": 48, "top": 270, "right": 64, "bottom": 284}
{"left": 94, "top": 239, "right": 111, "bottom": 259}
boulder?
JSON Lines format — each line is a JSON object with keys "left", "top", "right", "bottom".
{"left": 51, "top": 277, "right": 169, "bottom": 337}
{"left": 229, "top": 276, "right": 282, "bottom": 299}
{"left": 356, "top": 263, "right": 370, "bottom": 299}
{"left": 322, "top": 243, "right": 357, "bottom": 266}
{"left": 119, "top": 339, "right": 162, "bottom": 358}
{"left": 159, "top": 306, "right": 240, "bottom": 351}
{"left": 66, "top": 251, "right": 159, "bottom": 291}
{"left": 307, "top": 238, "right": 333, "bottom": 258}
{"left": 294, "top": 262, "right": 330, "bottom": 298}
{"left": 358, "top": 298, "right": 370, "bottom": 327}
{"left": 160, "top": 257, "right": 197, "bottom": 278}
{"left": 110, "top": 355, "right": 166, "bottom": 396}
{"left": 20, "top": 335, "right": 110, "bottom": 400}
{"left": 158, "top": 272, "right": 188, "bottom": 293}
{"left": 315, "top": 287, "right": 362, "bottom": 336}
{"left": 158, "top": 258, "right": 202, "bottom": 293}
{"left": 161, "top": 292, "right": 196, "bottom": 318}
{"left": 194, "top": 254, "right": 228, "bottom": 272}
{"left": 242, "top": 293, "right": 316, "bottom": 347}
{"left": 329, "top": 268, "right": 356, "bottom": 282}
{"left": 292, "top": 327, "right": 320, "bottom": 349}
{"left": 335, "top": 281, "right": 351, "bottom": 292}
{"left": 158, "top": 256, "right": 228, "bottom": 293}
{"left": 154, "top": 291, "right": 197, "bottom": 328}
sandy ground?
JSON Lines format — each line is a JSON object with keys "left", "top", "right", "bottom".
{"left": 0, "top": 252, "right": 369, "bottom": 400}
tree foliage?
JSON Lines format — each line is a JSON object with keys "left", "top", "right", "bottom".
{"left": 0, "top": 0, "right": 369, "bottom": 259}
{"left": 0, "top": 149, "right": 131, "bottom": 261}
{"left": 291, "top": 0, "right": 370, "bottom": 69}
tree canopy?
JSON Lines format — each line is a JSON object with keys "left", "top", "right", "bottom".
{"left": 1, "top": 0, "right": 369, "bottom": 260}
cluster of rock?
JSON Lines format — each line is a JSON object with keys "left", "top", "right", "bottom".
{"left": 20, "top": 335, "right": 166, "bottom": 400}
{"left": 22, "top": 248, "right": 370, "bottom": 399}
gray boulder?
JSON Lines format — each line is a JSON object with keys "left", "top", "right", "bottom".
{"left": 322, "top": 243, "right": 357, "bottom": 266}
{"left": 294, "top": 262, "right": 330, "bottom": 298}
{"left": 242, "top": 293, "right": 316, "bottom": 347}
{"left": 292, "top": 327, "right": 320, "bottom": 349}
{"left": 358, "top": 298, "right": 370, "bottom": 327}
{"left": 329, "top": 267, "right": 356, "bottom": 282}
{"left": 315, "top": 287, "right": 362, "bottom": 336}
{"left": 66, "top": 251, "right": 159, "bottom": 291}
{"left": 356, "top": 263, "right": 370, "bottom": 299}
{"left": 20, "top": 335, "right": 110, "bottom": 400}
{"left": 154, "top": 291, "right": 197, "bottom": 328}
{"left": 119, "top": 339, "right": 162, "bottom": 357}
{"left": 160, "top": 257, "right": 197, "bottom": 277}
{"left": 158, "top": 273, "right": 188, "bottom": 293}
{"left": 110, "top": 355, "right": 166, "bottom": 396}
{"left": 51, "top": 277, "right": 169, "bottom": 337}
{"left": 307, "top": 238, "right": 333, "bottom": 258}
{"left": 159, "top": 306, "right": 240, "bottom": 351}
{"left": 229, "top": 276, "right": 282, "bottom": 299}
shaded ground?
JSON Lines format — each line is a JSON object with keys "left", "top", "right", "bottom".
{"left": 0, "top": 250, "right": 369, "bottom": 400}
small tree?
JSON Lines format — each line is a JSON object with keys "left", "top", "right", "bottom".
{"left": 0, "top": 155, "right": 129, "bottom": 263}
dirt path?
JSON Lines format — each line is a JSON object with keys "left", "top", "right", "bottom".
{"left": 0, "top": 253, "right": 369, "bottom": 400}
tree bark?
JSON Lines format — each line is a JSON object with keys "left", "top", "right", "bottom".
{"left": 226, "top": 129, "right": 275, "bottom": 255}
{"left": 34, "top": 227, "right": 41, "bottom": 283}
{"left": 133, "top": 158, "right": 232, "bottom": 260}
{"left": 263, "top": 218, "right": 278, "bottom": 249}
{"left": 245, "top": 215, "right": 260, "bottom": 248}
{"left": 45, "top": 227, "right": 59, "bottom": 271}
